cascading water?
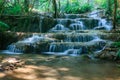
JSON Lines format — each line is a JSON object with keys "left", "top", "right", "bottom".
{"left": 69, "top": 21, "right": 85, "bottom": 30}
{"left": 98, "top": 18, "right": 112, "bottom": 31}
{"left": 3, "top": 34, "right": 56, "bottom": 54}
{"left": 3, "top": 9, "right": 112, "bottom": 57}
{"left": 49, "top": 24, "right": 70, "bottom": 32}
{"left": 89, "top": 10, "right": 112, "bottom": 31}
{"left": 3, "top": 35, "right": 44, "bottom": 54}
{"left": 39, "top": 16, "right": 44, "bottom": 32}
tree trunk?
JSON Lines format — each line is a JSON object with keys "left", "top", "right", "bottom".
{"left": 34, "top": 0, "right": 39, "bottom": 9}
{"left": 87, "top": 0, "right": 90, "bottom": 5}
{"left": 58, "top": 0, "right": 61, "bottom": 13}
{"left": 52, "top": 0, "right": 57, "bottom": 18}
{"left": 113, "top": 0, "right": 117, "bottom": 29}
{"left": 107, "top": 0, "right": 111, "bottom": 15}
{"left": 24, "top": 0, "right": 29, "bottom": 14}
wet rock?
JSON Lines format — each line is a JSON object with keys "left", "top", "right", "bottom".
{"left": 7, "top": 35, "right": 57, "bottom": 53}
{"left": 81, "top": 55, "right": 91, "bottom": 60}
{"left": 98, "top": 52, "right": 116, "bottom": 60}
{"left": 0, "top": 57, "right": 25, "bottom": 71}
{"left": 0, "top": 31, "right": 18, "bottom": 50}
{"left": 61, "top": 14, "right": 89, "bottom": 19}
{"left": 94, "top": 26, "right": 106, "bottom": 30}
{"left": 42, "top": 17, "right": 55, "bottom": 32}
{"left": 95, "top": 47, "right": 118, "bottom": 60}
{"left": 80, "top": 18, "right": 99, "bottom": 29}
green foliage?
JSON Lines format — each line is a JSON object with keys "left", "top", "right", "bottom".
{"left": 112, "top": 42, "right": 120, "bottom": 59}
{"left": 116, "top": 49, "right": 120, "bottom": 59}
{"left": 0, "top": 0, "right": 4, "bottom": 14}
{"left": 80, "top": 4, "right": 92, "bottom": 13}
{"left": 112, "top": 42, "right": 120, "bottom": 48}
{"left": 5, "top": 4, "right": 22, "bottom": 15}
{"left": 0, "top": 0, "right": 31, "bottom": 15}
{"left": 117, "top": 9, "right": 120, "bottom": 18}
{"left": 37, "top": 0, "right": 52, "bottom": 12}
{"left": 0, "top": 0, "right": 116, "bottom": 15}
{"left": 64, "top": 1, "right": 92, "bottom": 14}
{"left": 95, "top": 0, "right": 107, "bottom": 9}
{"left": 0, "top": 21, "right": 9, "bottom": 31}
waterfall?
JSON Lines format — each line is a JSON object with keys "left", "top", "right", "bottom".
{"left": 49, "top": 43, "right": 56, "bottom": 52}
{"left": 98, "top": 18, "right": 112, "bottom": 31}
{"left": 2, "top": 9, "right": 112, "bottom": 57}
{"left": 93, "top": 18, "right": 112, "bottom": 31}
{"left": 22, "top": 34, "right": 42, "bottom": 43}
{"left": 6, "top": 34, "right": 43, "bottom": 53}
{"left": 49, "top": 24, "right": 70, "bottom": 32}
{"left": 64, "top": 48, "right": 82, "bottom": 56}
{"left": 39, "top": 16, "right": 44, "bottom": 32}
{"left": 64, "top": 34, "right": 94, "bottom": 42}
{"left": 89, "top": 10, "right": 112, "bottom": 31}
{"left": 6, "top": 34, "right": 55, "bottom": 53}
{"left": 69, "top": 21, "right": 85, "bottom": 30}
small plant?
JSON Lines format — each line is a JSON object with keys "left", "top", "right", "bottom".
{"left": 115, "top": 49, "right": 120, "bottom": 60}
{"left": 80, "top": 4, "right": 92, "bottom": 13}
{"left": 5, "top": 4, "right": 22, "bottom": 15}
{"left": 112, "top": 42, "right": 120, "bottom": 60}
{"left": 64, "top": 2, "right": 92, "bottom": 14}
{"left": 0, "top": 21, "right": 9, "bottom": 31}
{"left": 112, "top": 42, "right": 120, "bottom": 48}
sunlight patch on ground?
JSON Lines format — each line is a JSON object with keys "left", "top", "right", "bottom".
{"left": 4, "top": 65, "right": 60, "bottom": 80}
{"left": 7, "top": 68, "right": 37, "bottom": 80}
{"left": 0, "top": 73, "right": 5, "bottom": 78}
{"left": 57, "top": 67, "right": 69, "bottom": 71}
{"left": 62, "top": 76, "right": 81, "bottom": 80}
{"left": 42, "top": 69, "right": 58, "bottom": 77}
{"left": 0, "top": 54, "right": 120, "bottom": 80}
{"left": 44, "top": 77, "right": 58, "bottom": 80}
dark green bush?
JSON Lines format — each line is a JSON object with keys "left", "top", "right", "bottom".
{"left": 0, "top": 21, "right": 9, "bottom": 31}
{"left": 112, "top": 42, "right": 120, "bottom": 48}
{"left": 112, "top": 42, "right": 120, "bottom": 59}
{"left": 64, "top": 3, "right": 92, "bottom": 14}
{"left": 80, "top": 4, "right": 92, "bottom": 13}
{"left": 5, "top": 4, "right": 22, "bottom": 15}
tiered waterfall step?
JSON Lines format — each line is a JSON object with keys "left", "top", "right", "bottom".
{"left": 49, "top": 40, "right": 106, "bottom": 52}
{"left": 51, "top": 18, "right": 99, "bottom": 30}
{"left": 61, "top": 14, "right": 89, "bottom": 19}
{"left": 49, "top": 17, "right": 112, "bottom": 32}
{"left": 47, "top": 30, "right": 108, "bottom": 42}
{"left": 6, "top": 30, "right": 109, "bottom": 54}
{"left": 4, "top": 10, "right": 112, "bottom": 56}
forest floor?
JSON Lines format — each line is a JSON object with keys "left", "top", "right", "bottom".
{"left": 0, "top": 54, "right": 120, "bottom": 80}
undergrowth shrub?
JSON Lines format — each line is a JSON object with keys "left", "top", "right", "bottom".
{"left": 112, "top": 42, "right": 120, "bottom": 48}
{"left": 0, "top": 21, "right": 9, "bottom": 31}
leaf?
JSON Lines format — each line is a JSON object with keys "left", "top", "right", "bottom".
{"left": 0, "top": 21, "right": 9, "bottom": 31}
{"left": 112, "top": 42, "right": 120, "bottom": 47}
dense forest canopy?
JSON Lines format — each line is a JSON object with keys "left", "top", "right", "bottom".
{"left": 0, "top": 0, "right": 119, "bottom": 15}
